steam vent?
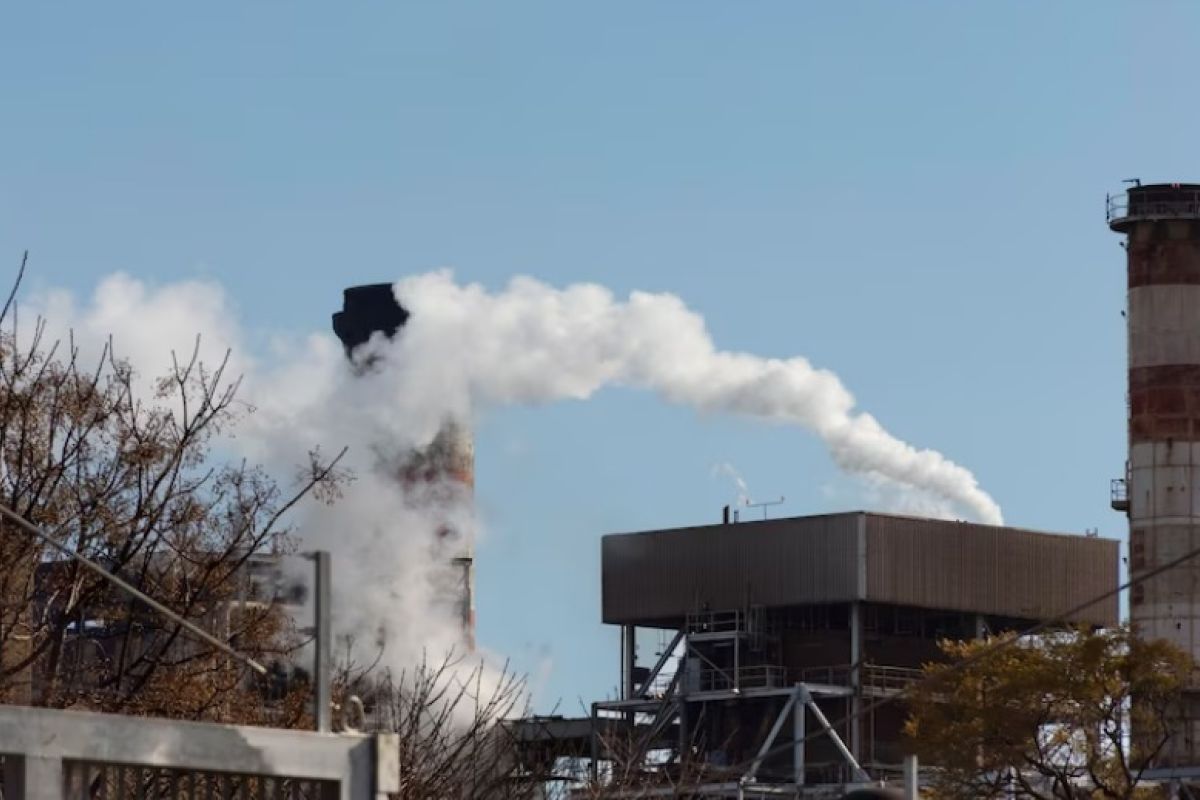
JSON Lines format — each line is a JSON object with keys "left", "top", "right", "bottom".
{"left": 1109, "top": 183, "right": 1200, "bottom": 765}
{"left": 332, "top": 283, "right": 476, "bottom": 646}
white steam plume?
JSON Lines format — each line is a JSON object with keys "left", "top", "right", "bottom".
{"left": 379, "top": 272, "right": 1002, "bottom": 525}
{"left": 28, "top": 269, "right": 1003, "bottom": 681}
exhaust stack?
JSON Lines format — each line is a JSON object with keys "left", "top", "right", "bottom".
{"left": 1108, "top": 182, "right": 1200, "bottom": 765}
{"left": 333, "top": 283, "right": 476, "bottom": 648}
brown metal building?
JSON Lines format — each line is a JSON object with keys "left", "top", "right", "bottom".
{"left": 603, "top": 512, "right": 1117, "bottom": 628}
{"left": 584, "top": 512, "right": 1118, "bottom": 797}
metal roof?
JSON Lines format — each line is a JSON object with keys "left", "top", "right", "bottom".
{"left": 601, "top": 512, "right": 1119, "bottom": 627}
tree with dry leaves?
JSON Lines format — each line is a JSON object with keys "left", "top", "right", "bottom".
{"left": 904, "top": 626, "right": 1191, "bottom": 800}
{"left": 0, "top": 255, "right": 343, "bottom": 725}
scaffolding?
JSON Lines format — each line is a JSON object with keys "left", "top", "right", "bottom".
{"left": 588, "top": 607, "right": 916, "bottom": 798}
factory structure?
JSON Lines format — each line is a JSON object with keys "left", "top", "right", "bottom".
{"left": 1109, "top": 182, "right": 1200, "bottom": 772}
{"left": 510, "top": 513, "right": 1118, "bottom": 797}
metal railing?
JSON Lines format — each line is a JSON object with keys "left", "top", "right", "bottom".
{"left": 862, "top": 664, "right": 924, "bottom": 692}
{"left": 685, "top": 609, "right": 744, "bottom": 634}
{"left": 689, "top": 664, "right": 788, "bottom": 693}
{"left": 796, "top": 663, "right": 923, "bottom": 692}
{"left": 1106, "top": 192, "right": 1127, "bottom": 223}
{"left": 1107, "top": 189, "right": 1200, "bottom": 225}
{"left": 685, "top": 608, "right": 765, "bottom": 636}
{"left": 796, "top": 664, "right": 853, "bottom": 687}
{"left": 644, "top": 653, "right": 682, "bottom": 698}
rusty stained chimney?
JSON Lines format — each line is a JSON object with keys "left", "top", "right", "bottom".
{"left": 1108, "top": 182, "right": 1200, "bottom": 766}
{"left": 332, "top": 283, "right": 476, "bottom": 648}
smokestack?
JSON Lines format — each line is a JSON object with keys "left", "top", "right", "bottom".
{"left": 332, "top": 283, "right": 476, "bottom": 648}
{"left": 1108, "top": 182, "right": 1200, "bottom": 766}
{"left": 332, "top": 283, "right": 410, "bottom": 354}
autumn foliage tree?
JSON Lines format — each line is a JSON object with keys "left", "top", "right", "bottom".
{"left": 904, "top": 626, "right": 1192, "bottom": 799}
{"left": 0, "top": 257, "right": 342, "bottom": 724}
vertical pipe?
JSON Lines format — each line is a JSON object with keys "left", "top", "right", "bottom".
{"left": 903, "top": 754, "right": 919, "bottom": 800}
{"left": 589, "top": 702, "right": 600, "bottom": 784}
{"left": 620, "top": 625, "right": 636, "bottom": 700}
{"left": 677, "top": 697, "right": 688, "bottom": 764}
{"left": 457, "top": 557, "right": 475, "bottom": 650}
{"left": 734, "top": 623, "right": 740, "bottom": 692}
{"left": 620, "top": 624, "right": 636, "bottom": 731}
{"left": 849, "top": 601, "right": 862, "bottom": 762}
{"left": 313, "top": 551, "right": 332, "bottom": 733}
{"left": 793, "top": 688, "right": 806, "bottom": 787}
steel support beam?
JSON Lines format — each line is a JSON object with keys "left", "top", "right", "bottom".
{"left": 903, "top": 754, "right": 919, "bottom": 800}
{"left": 743, "top": 688, "right": 799, "bottom": 782}
{"left": 620, "top": 624, "right": 636, "bottom": 700}
{"left": 589, "top": 702, "right": 600, "bottom": 783}
{"left": 794, "top": 690, "right": 806, "bottom": 787}
{"left": 849, "top": 600, "right": 863, "bottom": 761}
{"left": 804, "top": 691, "right": 869, "bottom": 783}
{"left": 640, "top": 629, "right": 683, "bottom": 698}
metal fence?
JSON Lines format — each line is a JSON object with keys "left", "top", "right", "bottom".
{"left": 59, "top": 763, "right": 333, "bottom": 800}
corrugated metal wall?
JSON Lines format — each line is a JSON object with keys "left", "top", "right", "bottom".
{"left": 864, "top": 515, "right": 1118, "bottom": 627}
{"left": 601, "top": 514, "right": 860, "bottom": 624}
{"left": 601, "top": 513, "right": 1119, "bottom": 627}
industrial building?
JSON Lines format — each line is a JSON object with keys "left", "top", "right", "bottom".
{"left": 1109, "top": 182, "right": 1200, "bottom": 772}
{"left": 517, "top": 512, "right": 1118, "bottom": 797}
{"left": 1, "top": 550, "right": 305, "bottom": 716}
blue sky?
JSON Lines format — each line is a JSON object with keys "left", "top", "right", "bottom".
{"left": 1, "top": 2, "right": 1194, "bottom": 710}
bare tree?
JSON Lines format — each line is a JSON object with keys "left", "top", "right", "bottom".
{"left": 0, "top": 255, "right": 344, "bottom": 724}
{"left": 335, "top": 647, "right": 541, "bottom": 799}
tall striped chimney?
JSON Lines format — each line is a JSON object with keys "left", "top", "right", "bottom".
{"left": 1109, "top": 182, "right": 1200, "bottom": 764}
